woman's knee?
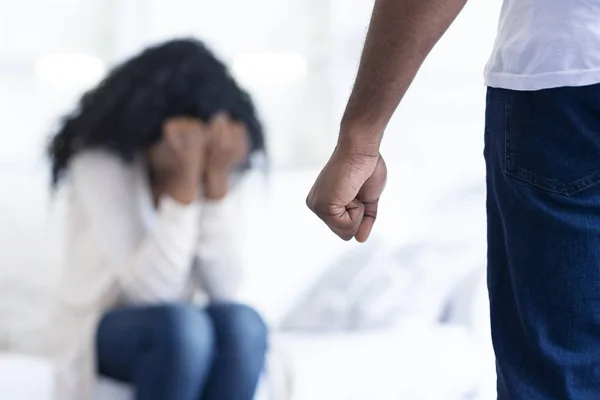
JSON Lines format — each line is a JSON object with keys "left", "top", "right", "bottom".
{"left": 150, "top": 304, "right": 215, "bottom": 363}
{"left": 208, "top": 303, "right": 268, "bottom": 353}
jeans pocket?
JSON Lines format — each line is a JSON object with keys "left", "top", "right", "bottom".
{"left": 504, "top": 87, "right": 600, "bottom": 196}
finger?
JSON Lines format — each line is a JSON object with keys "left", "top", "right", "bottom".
{"left": 215, "top": 123, "right": 227, "bottom": 151}
{"left": 353, "top": 156, "right": 386, "bottom": 242}
{"left": 206, "top": 113, "right": 222, "bottom": 148}
{"left": 230, "top": 121, "right": 243, "bottom": 142}
{"left": 355, "top": 200, "right": 378, "bottom": 243}
{"left": 306, "top": 172, "right": 357, "bottom": 241}
{"left": 320, "top": 199, "right": 364, "bottom": 241}
{"left": 181, "top": 121, "right": 207, "bottom": 157}
{"left": 213, "top": 114, "right": 228, "bottom": 146}
{"left": 165, "top": 127, "right": 184, "bottom": 151}
{"left": 210, "top": 112, "right": 228, "bottom": 133}
{"left": 228, "top": 129, "right": 243, "bottom": 165}
{"left": 163, "top": 118, "right": 184, "bottom": 135}
{"left": 195, "top": 119, "right": 208, "bottom": 136}
{"left": 206, "top": 121, "right": 217, "bottom": 146}
{"left": 204, "top": 117, "right": 220, "bottom": 161}
{"left": 222, "top": 120, "right": 235, "bottom": 149}
{"left": 234, "top": 123, "right": 250, "bottom": 160}
{"left": 187, "top": 117, "right": 203, "bottom": 130}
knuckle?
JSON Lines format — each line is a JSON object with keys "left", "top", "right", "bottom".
{"left": 306, "top": 196, "right": 314, "bottom": 211}
{"left": 336, "top": 226, "right": 356, "bottom": 241}
{"left": 364, "top": 209, "right": 377, "bottom": 219}
{"left": 311, "top": 200, "right": 332, "bottom": 217}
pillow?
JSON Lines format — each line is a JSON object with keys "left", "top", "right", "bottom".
{"left": 279, "top": 238, "right": 480, "bottom": 331}
{"left": 279, "top": 181, "right": 486, "bottom": 332}
{"left": 278, "top": 240, "right": 380, "bottom": 331}
{"left": 0, "top": 354, "right": 54, "bottom": 400}
{"left": 0, "top": 279, "right": 53, "bottom": 354}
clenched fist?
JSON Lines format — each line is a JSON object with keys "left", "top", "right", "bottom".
{"left": 307, "top": 147, "right": 387, "bottom": 242}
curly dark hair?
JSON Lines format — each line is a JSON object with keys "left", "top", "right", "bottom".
{"left": 48, "top": 38, "right": 265, "bottom": 185}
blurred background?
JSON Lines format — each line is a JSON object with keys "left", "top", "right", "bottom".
{"left": 0, "top": 0, "right": 501, "bottom": 399}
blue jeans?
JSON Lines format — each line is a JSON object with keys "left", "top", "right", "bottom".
{"left": 96, "top": 303, "right": 268, "bottom": 400}
{"left": 485, "top": 84, "right": 600, "bottom": 399}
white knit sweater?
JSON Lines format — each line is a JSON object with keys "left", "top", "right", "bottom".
{"left": 47, "top": 150, "right": 244, "bottom": 400}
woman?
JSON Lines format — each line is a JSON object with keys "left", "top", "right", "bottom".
{"left": 46, "top": 38, "right": 268, "bottom": 400}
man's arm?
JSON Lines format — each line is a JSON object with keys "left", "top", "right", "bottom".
{"left": 307, "top": 0, "right": 468, "bottom": 242}
{"left": 339, "top": 0, "right": 468, "bottom": 155}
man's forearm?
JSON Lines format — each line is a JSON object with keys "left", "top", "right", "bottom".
{"left": 339, "top": 0, "right": 468, "bottom": 155}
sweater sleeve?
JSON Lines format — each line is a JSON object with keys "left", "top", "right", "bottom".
{"left": 69, "top": 151, "right": 200, "bottom": 303}
{"left": 194, "top": 177, "right": 247, "bottom": 301}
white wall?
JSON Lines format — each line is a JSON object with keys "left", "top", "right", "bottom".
{"left": 0, "top": 0, "right": 502, "bottom": 169}
{"left": 0, "top": 0, "right": 111, "bottom": 165}
{"left": 112, "top": 0, "right": 336, "bottom": 167}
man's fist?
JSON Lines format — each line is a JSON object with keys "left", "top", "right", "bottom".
{"left": 307, "top": 148, "right": 387, "bottom": 242}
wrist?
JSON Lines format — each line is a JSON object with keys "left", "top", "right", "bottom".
{"left": 337, "top": 123, "right": 382, "bottom": 159}
{"left": 204, "top": 171, "right": 230, "bottom": 200}
{"left": 167, "top": 172, "right": 200, "bottom": 205}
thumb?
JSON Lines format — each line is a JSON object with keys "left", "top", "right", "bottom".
{"left": 329, "top": 199, "right": 365, "bottom": 241}
{"left": 355, "top": 199, "right": 378, "bottom": 243}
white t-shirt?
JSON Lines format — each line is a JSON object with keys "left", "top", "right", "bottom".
{"left": 485, "top": 0, "right": 600, "bottom": 91}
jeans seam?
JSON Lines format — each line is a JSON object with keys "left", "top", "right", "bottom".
{"left": 503, "top": 89, "right": 600, "bottom": 196}
{"left": 506, "top": 168, "right": 600, "bottom": 196}
{"left": 504, "top": 90, "right": 512, "bottom": 175}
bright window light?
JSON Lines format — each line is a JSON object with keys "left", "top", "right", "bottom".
{"left": 34, "top": 53, "right": 106, "bottom": 89}
{"left": 232, "top": 52, "right": 308, "bottom": 85}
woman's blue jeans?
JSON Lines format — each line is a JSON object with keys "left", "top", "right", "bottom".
{"left": 485, "top": 84, "right": 600, "bottom": 399}
{"left": 96, "top": 302, "right": 268, "bottom": 400}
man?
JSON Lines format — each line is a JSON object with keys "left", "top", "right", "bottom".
{"left": 307, "top": 0, "right": 600, "bottom": 398}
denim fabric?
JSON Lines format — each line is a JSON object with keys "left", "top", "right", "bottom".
{"left": 485, "top": 84, "right": 600, "bottom": 399}
{"left": 96, "top": 303, "right": 268, "bottom": 400}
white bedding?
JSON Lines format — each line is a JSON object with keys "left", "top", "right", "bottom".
{"left": 275, "top": 322, "right": 482, "bottom": 400}
{"left": 0, "top": 320, "right": 491, "bottom": 400}
{"left": 0, "top": 166, "right": 495, "bottom": 400}
{"left": 0, "top": 354, "right": 54, "bottom": 400}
